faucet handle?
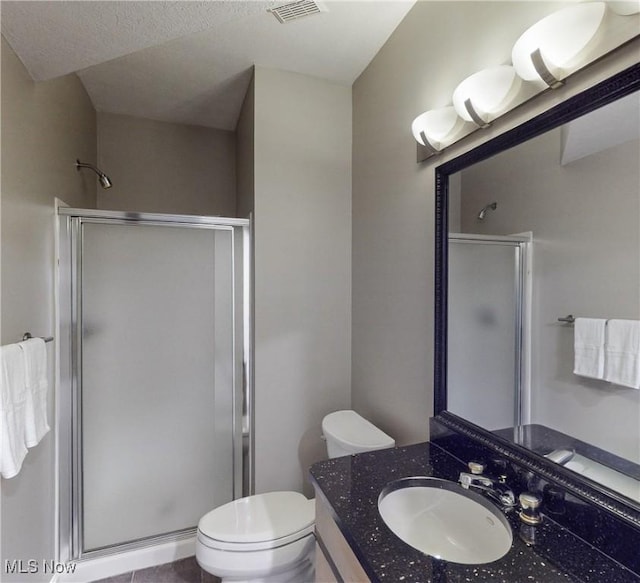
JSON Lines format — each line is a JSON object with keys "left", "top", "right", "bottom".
{"left": 468, "top": 461, "right": 485, "bottom": 475}
{"left": 519, "top": 492, "right": 542, "bottom": 525}
{"left": 519, "top": 492, "right": 541, "bottom": 509}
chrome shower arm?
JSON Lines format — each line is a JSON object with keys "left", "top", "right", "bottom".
{"left": 477, "top": 201, "right": 497, "bottom": 221}
{"left": 76, "top": 159, "right": 112, "bottom": 189}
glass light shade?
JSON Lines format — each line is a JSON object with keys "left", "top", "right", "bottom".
{"left": 411, "top": 107, "right": 465, "bottom": 150}
{"left": 512, "top": 2, "right": 607, "bottom": 83}
{"left": 607, "top": 1, "right": 640, "bottom": 15}
{"left": 452, "top": 66, "right": 523, "bottom": 124}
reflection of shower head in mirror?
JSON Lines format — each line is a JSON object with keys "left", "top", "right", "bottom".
{"left": 477, "top": 201, "right": 497, "bottom": 221}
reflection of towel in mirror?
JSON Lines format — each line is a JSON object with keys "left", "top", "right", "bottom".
{"left": 604, "top": 319, "right": 640, "bottom": 390}
{"left": 573, "top": 318, "right": 606, "bottom": 380}
{"left": 0, "top": 344, "right": 28, "bottom": 478}
{"left": 19, "top": 337, "right": 50, "bottom": 446}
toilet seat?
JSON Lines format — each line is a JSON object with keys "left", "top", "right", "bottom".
{"left": 198, "top": 524, "right": 314, "bottom": 552}
{"left": 197, "top": 491, "right": 315, "bottom": 552}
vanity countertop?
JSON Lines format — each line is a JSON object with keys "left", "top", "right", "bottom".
{"left": 309, "top": 442, "right": 640, "bottom": 583}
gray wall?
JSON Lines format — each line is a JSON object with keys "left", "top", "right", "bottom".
{"left": 351, "top": 0, "right": 640, "bottom": 447}
{"left": 459, "top": 130, "right": 640, "bottom": 462}
{"left": 97, "top": 112, "right": 236, "bottom": 216}
{"left": 253, "top": 67, "right": 352, "bottom": 496}
{"left": 1, "top": 37, "right": 97, "bottom": 581}
{"left": 236, "top": 72, "right": 255, "bottom": 219}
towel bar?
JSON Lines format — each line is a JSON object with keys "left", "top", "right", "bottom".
{"left": 22, "top": 332, "right": 54, "bottom": 343}
{"left": 558, "top": 315, "right": 576, "bottom": 324}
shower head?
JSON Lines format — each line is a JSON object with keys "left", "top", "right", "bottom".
{"left": 76, "top": 159, "right": 112, "bottom": 190}
{"left": 477, "top": 201, "right": 497, "bottom": 221}
{"left": 98, "top": 173, "right": 112, "bottom": 190}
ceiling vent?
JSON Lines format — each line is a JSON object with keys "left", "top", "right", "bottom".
{"left": 269, "top": 0, "right": 327, "bottom": 23}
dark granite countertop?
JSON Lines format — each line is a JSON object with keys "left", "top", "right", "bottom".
{"left": 309, "top": 442, "right": 640, "bottom": 583}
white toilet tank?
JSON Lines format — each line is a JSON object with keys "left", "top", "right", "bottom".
{"left": 322, "top": 410, "right": 395, "bottom": 459}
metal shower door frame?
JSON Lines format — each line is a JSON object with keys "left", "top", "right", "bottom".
{"left": 57, "top": 208, "right": 252, "bottom": 561}
{"left": 448, "top": 232, "right": 532, "bottom": 428}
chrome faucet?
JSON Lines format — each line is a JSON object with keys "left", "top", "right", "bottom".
{"left": 459, "top": 461, "right": 517, "bottom": 509}
{"left": 544, "top": 448, "right": 575, "bottom": 466}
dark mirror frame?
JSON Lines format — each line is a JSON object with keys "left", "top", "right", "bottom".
{"left": 433, "top": 62, "right": 640, "bottom": 528}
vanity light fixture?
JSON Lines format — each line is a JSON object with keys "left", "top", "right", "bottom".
{"left": 511, "top": 2, "right": 608, "bottom": 89}
{"left": 452, "top": 65, "right": 525, "bottom": 128}
{"left": 607, "top": 1, "right": 640, "bottom": 16}
{"left": 412, "top": 0, "right": 636, "bottom": 159}
{"left": 411, "top": 106, "right": 472, "bottom": 156}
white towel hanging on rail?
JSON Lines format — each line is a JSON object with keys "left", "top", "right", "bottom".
{"left": 573, "top": 318, "right": 607, "bottom": 380}
{"left": 19, "top": 337, "right": 50, "bottom": 446}
{"left": 604, "top": 319, "right": 640, "bottom": 389}
{"left": 0, "top": 344, "right": 28, "bottom": 478}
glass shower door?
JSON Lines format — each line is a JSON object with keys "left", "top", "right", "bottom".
{"left": 448, "top": 235, "right": 527, "bottom": 430}
{"left": 75, "top": 218, "right": 243, "bottom": 553}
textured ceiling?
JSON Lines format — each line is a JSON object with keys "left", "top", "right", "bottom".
{"left": 1, "top": 0, "right": 416, "bottom": 130}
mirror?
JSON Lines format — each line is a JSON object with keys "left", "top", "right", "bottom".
{"left": 434, "top": 65, "right": 640, "bottom": 508}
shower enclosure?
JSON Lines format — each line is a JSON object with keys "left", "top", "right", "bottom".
{"left": 57, "top": 208, "right": 251, "bottom": 561}
{"left": 447, "top": 233, "right": 531, "bottom": 430}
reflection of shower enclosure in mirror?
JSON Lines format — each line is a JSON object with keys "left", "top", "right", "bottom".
{"left": 448, "top": 233, "right": 530, "bottom": 430}
{"left": 57, "top": 209, "right": 250, "bottom": 561}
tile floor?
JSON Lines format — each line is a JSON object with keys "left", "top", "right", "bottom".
{"left": 92, "top": 556, "right": 219, "bottom": 583}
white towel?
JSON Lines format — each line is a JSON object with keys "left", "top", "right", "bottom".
{"left": 19, "top": 338, "right": 50, "bottom": 447}
{"left": 573, "top": 318, "right": 607, "bottom": 380}
{"left": 604, "top": 319, "right": 640, "bottom": 389}
{"left": 0, "top": 344, "right": 28, "bottom": 479}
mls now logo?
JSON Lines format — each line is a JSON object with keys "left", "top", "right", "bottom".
{"left": 5, "top": 560, "right": 77, "bottom": 575}
{"left": 4, "top": 560, "right": 38, "bottom": 574}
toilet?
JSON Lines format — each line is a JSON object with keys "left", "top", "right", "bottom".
{"left": 196, "top": 410, "right": 394, "bottom": 582}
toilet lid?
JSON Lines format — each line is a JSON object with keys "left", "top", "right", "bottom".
{"left": 198, "top": 492, "right": 315, "bottom": 544}
{"left": 322, "top": 410, "right": 395, "bottom": 450}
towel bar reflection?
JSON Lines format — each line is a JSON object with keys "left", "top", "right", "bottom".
{"left": 558, "top": 315, "right": 576, "bottom": 324}
{"left": 22, "top": 332, "right": 54, "bottom": 343}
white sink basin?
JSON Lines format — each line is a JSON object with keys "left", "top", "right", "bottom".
{"left": 378, "top": 477, "right": 513, "bottom": 564}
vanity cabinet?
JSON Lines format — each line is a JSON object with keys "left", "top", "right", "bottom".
{"left": 314, "top": 494, "right": 370, "bottom": 583}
